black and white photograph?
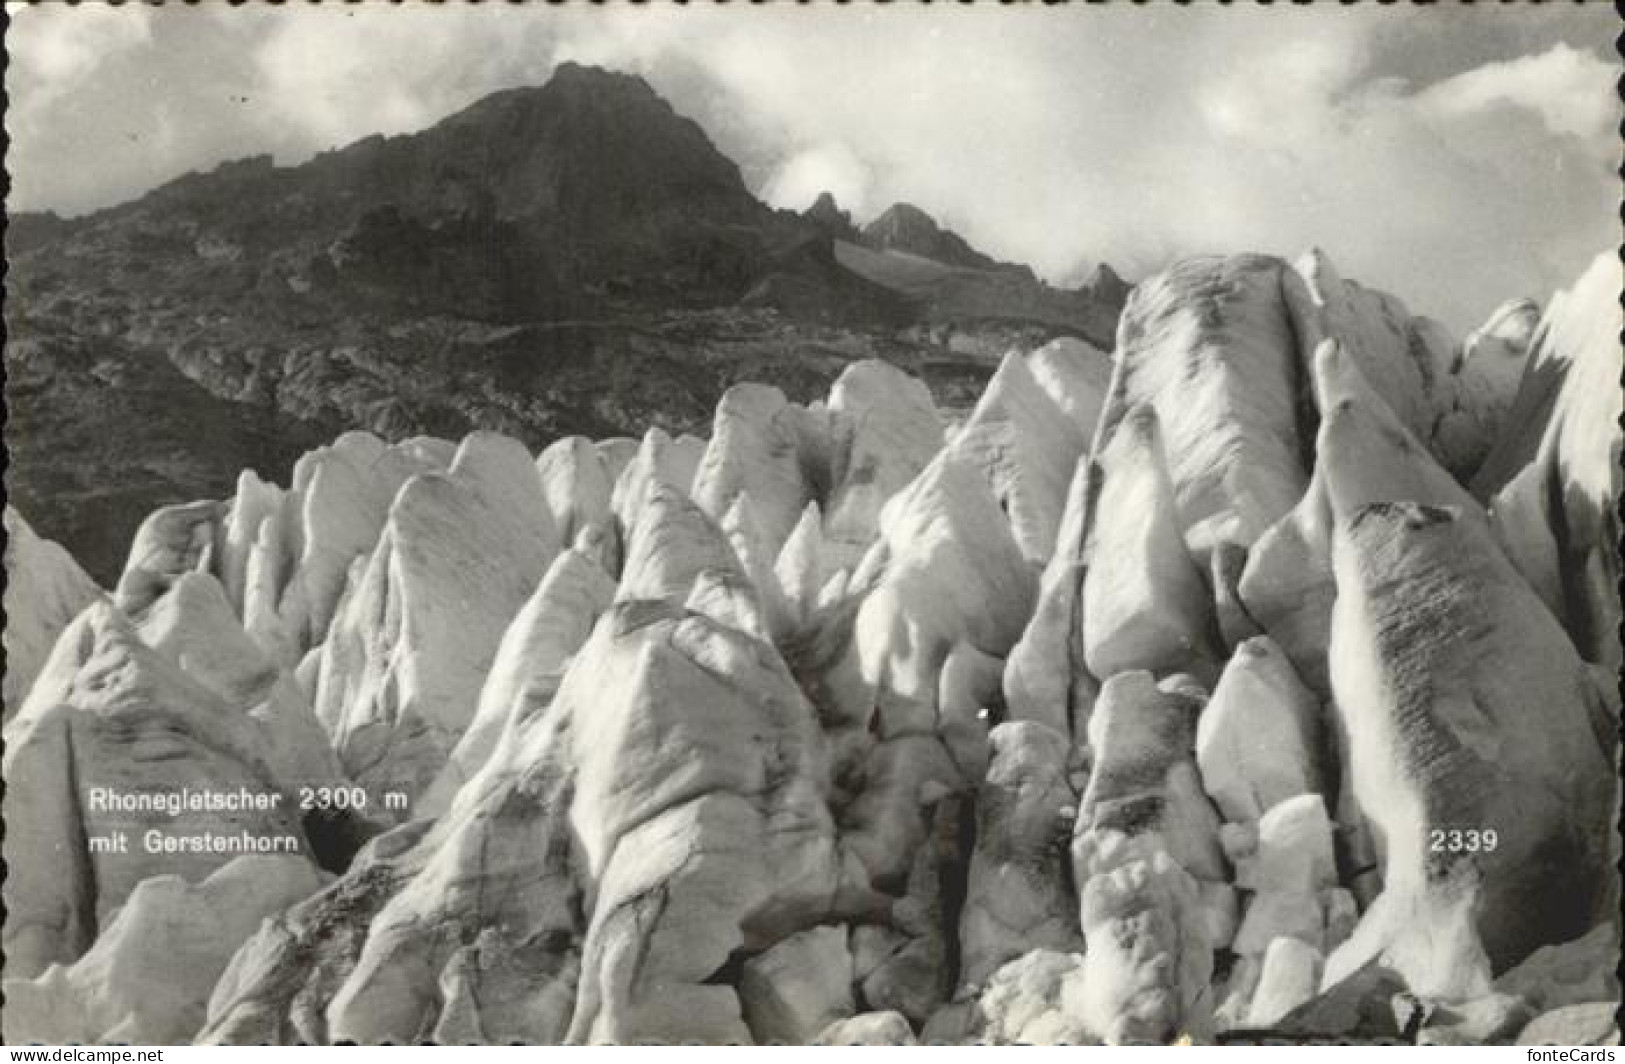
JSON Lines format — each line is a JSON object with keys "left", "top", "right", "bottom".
{"left": 1, "top": 2, "right": 1620, "bottom": 1048}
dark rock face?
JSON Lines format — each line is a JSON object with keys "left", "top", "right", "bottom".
{"left": 739, "top": 234, "right": 915, "bottom": 329}
{"left": 3, "top": 332, "right": 335, "bottom": 584}
{"left": 803, "top": 192, "right": 861, "bottom": 243}
{"left": 862, "top": 203, "right": 1009, "bottom": 274}
{"left": 126, "top": 63, "right": 774, "bottom": 314}
{"left": 1078, "top": 263, "right": 1132, "bottom": 315}
{"left": 5, "top": 64, "right": 1122, "bottom": 585}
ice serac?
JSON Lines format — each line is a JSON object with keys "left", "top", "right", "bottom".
{"left": 937, "top": 640, "right": 1001, "bottom": 777}
{"left": 133, "top": 572, "right": 349, "bottom": 802}
{"left": 855, "top": 797, "right": 967, "bottom": 1025}
{"left": 1239, "top": 336, "right": 1483, "bottom": 693}
{"left": 1195, "top": 636, "right": 1323, "bottom": 825}
{"left": 1002, "top": 442, "right": 1100, "bottom": 738}
{"left": 815, "top": 1011, "right": 917, "bottom": 1045}
{"left": 1069, "top": 672, "right": 1222, "bottom": 1043}
{"left": 199, "top": 826, "right": 435, "bottom": 1045}
{"left": 824, "top": 359, "right": 944, "bottom": 555}
{"left": 1289, "top": 248, "right": 1453, "bottom": 447}
{"left": 948, "top": 350, "right": 1087, "bottom": 563}
{"left": 2, "top": 857, "right": 327, "bottom": 1044}
{"left": 685, "top": 567, "right": 773, "bottom": 641}
{"left": 1074, "top": 833, "right": 1213, "bottom": 1044}
{"left": 1323, "top": 498, "right": 1615, "bottom": 996}
{"left": 3, "top": 507, "right": 102, "bottom": 717}
{"left": 1077, "top": 672, "right": 1224, "bottom": 887}
{"left": 691, "top": 383, "right": 824, "bottom": 560}
{"left": 1110, "top": 253, "right": 1309, "bottom": 559}
{"left": 959, "top": 722, "right": 1083, "bottom": 990}
{"left": 1313, "top": 338, "right": 1484, "bottom": 516}
{"left": 536, "top": 435, "right": 615, "bottom": 548}
{"left": 773, "top": 500, "right": 834, "bottom": 630}
{"left": 1477, "top": 254, "right": 1623, "bottom": 673}
{"left": 596, "top": 437, "right": 639, "bottom": 483}
{"left": 313, "top": 432, "right": 560, "bottom": 805}
{"left": 1026, "top": 336, "right": 1112, "bottom": 439}
{"left": 1431, "top": 299, "right": 1539, "bottom": 478}
{"left": 1248, "top": 937, "right": 1325, "bottom": 1028}
{"left": 1210, "top": 541, "right": 1261, "bottom": 650}
{"left": 3, "top": 595, "right": 319, "bottom": 980}
{"left": 717, "top": 492, "right": 792, "bottom": 634}
{"left": 286, "top": 434, "right": 452, "bottom": 640}
{"left": 517, "top": 603, "right": 838, "bottom": 1043}
{"left": 619, "top": 482, "right": 748, "bottom": 606}
{"left": 1219, "top": 794, "right": 1346, "bottom": 1028}
{"left": 738, "top": 926, "right": 855, "bottom": 1043}
{"left": 839, "top": 734, "right": 968, "bottom": 894}
{"left": 225, "top": 474, "right": 298, "bottom": 666}
{"left": 208, "top": 596, "right": 840, "bottom": 1045}
{"left": 115, "top": 499, "right": 225, "bottom": 615}
{"left": 958, "top": 950, "right": 1093, "bottom": 1044}
{"left": 216, "top": 470, "right": 284, "bottom": 619}
{"left": 856, "top": 449, "right": 1036, "bottom": 750}
{"left": 420, "top": 548, "right": 616, "bottom": 815}
{"left": 1083, "top": 404, "right": 1217, "bottom": 683}
{"left": 1234, "top": 473, "right": 1334, "bottom": 693}
{"left": 610, "top": 426, "right": 705, "bottom": 533}
{"left": 221, "top": 433, "right": 450, "bottom": 664}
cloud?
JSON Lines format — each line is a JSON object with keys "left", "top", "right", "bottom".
{"left": 762, "top": 143, "right": 872, "bottom": 215}
{"left": 5, "top": 4, "right": 159, "bottom": 213}
{"left": 6, "top": 4, "right": 152, "bottom": 120}
{"left": 1176, "top": 26, "right": 1617, "bottom": 327}
{"left": 246, "top": 7, "right": 558, "bottom": 146}
{"left": 5, "top": 6, "right": 1616, "bottom": 330}
{"left": 1199, "top": 31, "right": 1376, "bottom": 148}
{"left": 1416, "top": 43, "right": 1618, "bottom": 144}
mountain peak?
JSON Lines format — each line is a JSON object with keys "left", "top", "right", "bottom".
{"left": 550, "top": 59, "right": 648, "bottom": 88}
{"left": 871, "top": 201, "right": 936, "bottom": 228}
{"left": 862, "top": 202, "right": 1001, "bottom": 271}
{"left": 426, "top": 63, "right": 748, "bottom": 207}
{"left": 802, "top": 191, "right": 859, "bottom": 241}
{"left": 442, "top": 62, "right": 670, "bottom": 129}
{"left": 1079, "top": 262, "right": 1131, "bottom": 312}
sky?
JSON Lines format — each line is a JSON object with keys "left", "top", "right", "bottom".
{"left": 5, "top": 4, "right": 1618, "bottom": 331}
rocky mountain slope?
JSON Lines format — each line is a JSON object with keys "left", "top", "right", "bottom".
{"left": 862, "top": 202, "right": 1017, "bottom": 272}
{"left": 4, "top": 248, "right": 1618, "bottom": 1045}
{"left": 4, "top": 63, "right": 1122, "bottom": 585}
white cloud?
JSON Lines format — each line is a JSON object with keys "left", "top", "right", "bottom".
{"left": 1200, "top": 31, "right": 1375, "bottom": 147}
{"left": 6, "top": 4, "right": 152, "bottom": 118}
{"left": 1417, "top": 43, "right": 1618, "bottom": 144}
{"left": 249, "top": 8, "right": 527, "bottom": 146}
{"left": 1176, "top": 23, "right": 1616, "bottom": 327}
{"left": 763, "top": 143, "right": 872, "bottom": 215}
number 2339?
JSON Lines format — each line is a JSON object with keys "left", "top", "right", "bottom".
{"left": 1429, "top": 828, "right": 1497, "bottom": 852}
